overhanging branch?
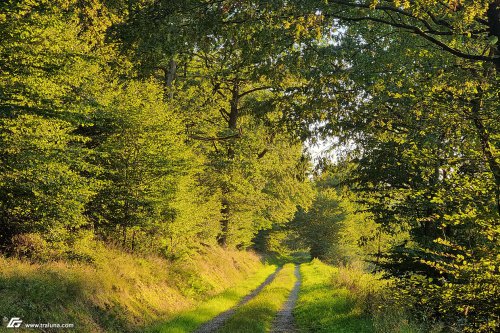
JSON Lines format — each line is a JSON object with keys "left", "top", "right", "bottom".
{"left": 238, "top": 86, "right": 273, "bottom": 98}
{"left": 327, "top": 13, "right": 493, "bottom": 63}
{"left": 189, "top": 128, "right": 242, "bottom": 141}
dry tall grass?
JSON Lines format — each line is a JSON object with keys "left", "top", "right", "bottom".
{"left": 0, "top": 245, "right": 263, "bottom": 332}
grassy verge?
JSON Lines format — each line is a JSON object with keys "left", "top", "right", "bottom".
{"left": 148, "top": 264, "right": 277, "bottom": 333}
{"left": 0, "top": 246, "right": 264, "bottom": 333}
{"left": 217, "top": 263, "right": 297, "bottom": 333}
{"left": 294, "top": 259, "right": 374, "bottom": 333}
{"left": 294, "top": 259, "right": 431, "bottom": 333}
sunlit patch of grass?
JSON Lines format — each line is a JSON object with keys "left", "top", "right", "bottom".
{"left": 150, "top": 265, "right": 277, "bottom": 333}
{"left": 294, "top": 259, "right": 374, "bottom": 333}
{"left": 295, "top": 259, "right": 432, "bottom": 333}
{"left": 332, "top": 264, "right": 438, "bottom": 333}
{"left": 217, "top": 263, "right": 297, "bottom": 333}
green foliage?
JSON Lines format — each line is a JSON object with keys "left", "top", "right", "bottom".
{"left": 330, "top": 19, "right": 500, "bottom": 332}
{"left": 0, "top": 0, "right": 106, "bottom": 247}
{"left": 289, "top": 167, "right": 394, "bottom": 264}
{"left": 0, "top": 0, "right": 314, "bottom": 257}
{"left": 2, "top": 0, "right": 499, "bottom": 330}
{"left": 114, "top": 0, "right": 316, "bottom": 248}
{"left": 0, "top": 115, "right": 96, "bottom": 241}
{"left": 284, "top": 1, "right": 500, "bottom": 331}
{"left": 87, "top": 79, "right": 218, "bottom": 255}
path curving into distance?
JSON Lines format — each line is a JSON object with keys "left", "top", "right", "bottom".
{"left": 194, "top": 266, "right": 283, "bottom": 333}
{"left": 271, "top": 264, "right": 301, "bottom": 333}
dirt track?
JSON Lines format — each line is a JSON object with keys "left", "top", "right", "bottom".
{"left": 271, "top": 264, "right": 301, "bottom": 333}
{"left": 194, "top": 266, "right": 283, "bottom": 333}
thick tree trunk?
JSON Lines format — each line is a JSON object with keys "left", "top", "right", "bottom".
{"left": 163, "top": 59, "right": 177, "bottom": 99}
{"left": 228, "top": 82, "right": 239, "bottom": 130}
{"left": 218, "top": 80, "right": 239, "bottom": 247}
{"left": 165, "top": 59, "right": 177, "bottom": 87}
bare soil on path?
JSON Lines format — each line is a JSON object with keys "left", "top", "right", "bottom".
{"left": 271, "top": 264, "right": 301, "bottom": 333}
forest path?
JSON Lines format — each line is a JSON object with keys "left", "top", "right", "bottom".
{"left": 270, "top": 264, "right": 301, "bottom": 333}
{"left": 194, "top": 266, "right": 283, "bottom": 333}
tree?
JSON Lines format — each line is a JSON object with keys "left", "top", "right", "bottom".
{"left": 114, "top": 0, "right": 317, "bottom": 248}
{"left": 0, "top": 0, "right": 112, "bottom": 249}
{"left": 87, "top": 79, "right": 224, "bottom": 255}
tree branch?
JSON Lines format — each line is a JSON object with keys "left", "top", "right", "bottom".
{"left": 327, "top": 13, "right": 493, "bottom": 63}
{"left": 189, "top": 128, "right": 242, "bottom": 141}
{"left": 238, "top": 86, "right": 273, "bottom": 98}
{"left": 219, "top": 108, "right": 230, "bottom": 122}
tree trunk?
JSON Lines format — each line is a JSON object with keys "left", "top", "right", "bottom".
{"left": 122, "top": 225, "right": 127, "bottom": 248}
{"left": 218, "top": 197, "right": 230, "bottom": 246}
{"left": 470, "top": 96, "right": 500, "bottom": 214}
{"left": 163, "top": 59, "right": 177, "bottom": 99}
{"left": 487, "top": 1, "right": 500, "bottom": 69}
{"left": 218, "top": 80, "right": 240, "bottom": 247}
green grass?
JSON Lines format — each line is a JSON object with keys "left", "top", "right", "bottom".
{"left": 294, "top": 259, "right": 374, "bottom": 333}
{"left": 217, "top": 263, "right": 297, "bottom": 333}
{"left": 149, "top": 264, "right": 277, "bottom": 333}
{"left": 294, "top": 260, "right": 438, "bottom": 333}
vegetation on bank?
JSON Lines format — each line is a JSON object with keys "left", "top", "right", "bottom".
{"left": 218, "top": 263, "right": 297, "bottom": 333}
{"left": 294, "top": 260, "right": 375, "bottom": 333}
{"left": 295, "top": 260, "right": 437, "bottom": 333}
{"left": 0, "top": 247, "right": 265, "bottom": 333}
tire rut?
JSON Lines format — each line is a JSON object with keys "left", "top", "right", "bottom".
{"left": 194, "top": 266, "right": 283, "bottom": 333}
{"left": 271, "top": 264, "right": 301, "bottom": 333}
